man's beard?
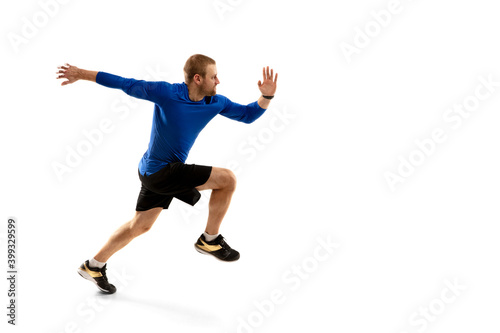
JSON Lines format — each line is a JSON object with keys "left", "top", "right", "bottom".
{"left": 203, "top": 85, "right": 217, "bottom": 96}
{"left": 207, "top": 87, "right": 217, "bottom": 96}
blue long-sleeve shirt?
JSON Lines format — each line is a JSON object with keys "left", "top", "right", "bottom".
{"left": 96, "top": 72, "right": 267, "bottom": 176}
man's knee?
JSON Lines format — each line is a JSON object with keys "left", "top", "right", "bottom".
{"left": 129, "top": 220, "right": 152, "bottom": 236}
{"left": 221, "top": 168, "right": 237, "bottom": 192}
{"left": 129, "top": 212, "right": 158, "bottom": 236}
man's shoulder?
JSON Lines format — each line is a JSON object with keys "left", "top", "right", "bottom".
{"left": 170, "top": 82, "right": 186, "bottom": 91}
{"left": 157, "top": 82, "right": 186, "bottom": 101}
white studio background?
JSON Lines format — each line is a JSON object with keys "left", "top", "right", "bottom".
{"left": 1, "top": 0, "right": 500, "bottom": 332}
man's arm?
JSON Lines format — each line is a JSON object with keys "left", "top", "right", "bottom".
{"left": 257, "top": 66, "right": 278, "bottom": 109}
{"left": 56, "top": 64, "right": 170, "bottom": 104}
{"left": 219, "top": 66, "right": 278, "bottom": 124}
{"left": 56, "top": 64, "right": 97, "bottom": 86}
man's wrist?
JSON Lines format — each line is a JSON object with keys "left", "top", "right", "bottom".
{"left": 258, "top": 95, "right": 271, "bottom": 109}
{"left": 79, "top": 69, "right": 98, "bottom": 82}
{"left": 262, "top": 95, "right": 274, "bottom": 100}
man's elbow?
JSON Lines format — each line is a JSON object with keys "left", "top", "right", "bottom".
{"left": 242, "top": 116, "right": 258, "bottom": 124}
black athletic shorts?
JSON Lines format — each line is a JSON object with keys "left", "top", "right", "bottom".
{"left": 136, "top": 162, "right": 212, "bottom": 211}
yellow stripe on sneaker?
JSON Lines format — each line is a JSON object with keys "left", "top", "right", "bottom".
{"left": 198, "top": 239, "right": 222, "bottom": 252}
{"left": 82, "top": 263, "right": 103, "bottom": 278}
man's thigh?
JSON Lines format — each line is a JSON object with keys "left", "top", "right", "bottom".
{"left": 196, "top": 167, "right": 236, "bottom": 191}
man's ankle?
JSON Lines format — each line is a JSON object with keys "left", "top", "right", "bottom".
{"left": 88, "top": 258, "right": 106, "bottom": 269}
{"left": 203, "top": 231, "right": 219, "bottom": 242}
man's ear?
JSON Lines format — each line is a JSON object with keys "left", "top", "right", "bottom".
{"left": 193, "top": 74, "right": 201, "bottom": 84}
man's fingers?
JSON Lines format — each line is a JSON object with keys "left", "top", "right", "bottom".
{"left": 57, "top": 64, "right": 73, "bottom": 85}
{"left": 261, "top": 66, "right": 277, "bottom": 81}
{"left": 58, "top": 63, "right": 72, "bottom": 70}
{"left": 261, "top": 66, "right": 278, "bottom": 84}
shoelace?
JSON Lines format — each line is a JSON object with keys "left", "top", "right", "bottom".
{"left": 100, "top": 266, "right": 109, "bottom": 282}
{"left": 219, "top": 238, "right": 232, "bottom": 251}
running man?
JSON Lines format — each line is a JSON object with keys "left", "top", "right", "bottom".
{"left": 56, "top": 54, "right": 278, "bottom": 294}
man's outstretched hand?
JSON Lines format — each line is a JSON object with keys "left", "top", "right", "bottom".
{"left": 258, "top": 66, "right": 278, "bottom": 96}
{"left": 56, "top": 64, "right": 97, "bottom": 86}
{"left": 257, "top": 66, "right": 278, "bottom": 109}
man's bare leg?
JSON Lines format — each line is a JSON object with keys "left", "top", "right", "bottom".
{"left": 78, "top": 207, "right": 163, "bottom": 293}
{"left": 94, "top": 207, "right": 163, "bottom": 263}
{"left": 196, "top": 167, "right": 237, "bottom": 235}
{"left": 194, "top": 167, "right": 240, "bottom": 261}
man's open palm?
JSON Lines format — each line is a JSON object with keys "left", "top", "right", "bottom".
{"left": 258, "top": 66, "right": 278, "bottom": 96}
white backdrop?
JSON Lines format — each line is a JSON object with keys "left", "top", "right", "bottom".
{"left": 1, "top": 0, "right": 500, "bottom": 332}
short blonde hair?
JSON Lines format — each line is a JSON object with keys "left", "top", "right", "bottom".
{"left": 184, "top": 54, "right": 216, "bottom": 84}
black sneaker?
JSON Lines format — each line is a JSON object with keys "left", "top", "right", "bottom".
{"left": 77, "top": 260, "right": 117, "bottom": 294}
{"left": 194, "top": 234, "right": 240, "bottom": 262}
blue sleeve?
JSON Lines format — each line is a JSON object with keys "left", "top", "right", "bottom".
{"left": 218, "top": 96, "right": 267, "bottom": 124}
{"left": 96, "top": 72, "right": 170, "bottom": 105}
